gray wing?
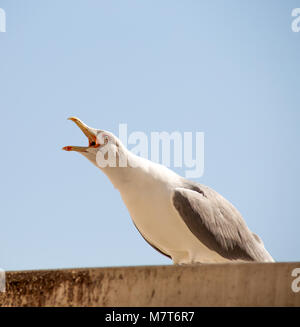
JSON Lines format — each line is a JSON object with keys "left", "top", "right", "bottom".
{"left": 172, "top": 184, "right": 274, "bottom": 262}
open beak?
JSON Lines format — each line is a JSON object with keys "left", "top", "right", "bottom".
{"left": 62, "top": 117, "right": 99, "bottom": 152}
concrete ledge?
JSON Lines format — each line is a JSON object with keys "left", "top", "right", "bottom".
{"left": 0, "top": 262, "right": 300, "bottom": 307}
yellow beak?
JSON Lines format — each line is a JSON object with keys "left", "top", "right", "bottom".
{"left": 62, "top": 117, "right": 99, "bottom": 152}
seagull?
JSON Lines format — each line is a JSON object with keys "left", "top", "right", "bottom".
{"left": 63, "top": 117, "right": 274, "bottom": 264}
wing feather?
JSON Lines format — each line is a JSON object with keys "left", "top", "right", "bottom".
{"left": 172, "top": 185, "right": 274, "bottom": 262}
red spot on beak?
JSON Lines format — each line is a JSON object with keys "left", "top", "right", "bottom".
{"left": 62, "top": 146, "right": 73, "bottom": 151}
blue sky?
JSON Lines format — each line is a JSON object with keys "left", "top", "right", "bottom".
{"left": 0, "top": 1, "right": 299, "bottom": 271}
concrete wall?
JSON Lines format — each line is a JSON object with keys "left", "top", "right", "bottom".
{"left": 0, "top": 262, "right": 300, "bottom": 306}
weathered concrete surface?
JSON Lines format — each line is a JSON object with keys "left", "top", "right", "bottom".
{"left": 0, "top": 262, "right": 299, "bottom": 307}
